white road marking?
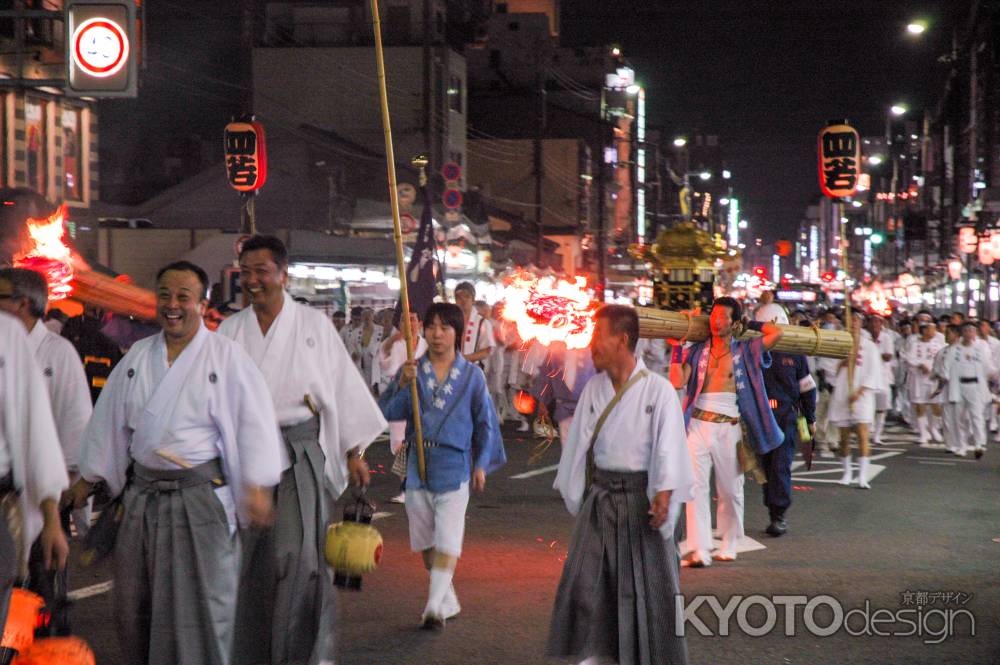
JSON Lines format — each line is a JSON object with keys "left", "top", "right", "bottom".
{"left": 917, "top": 461, "right": 957, "bottom": 466}
{"left": 510, "top": 464, "right": 559, "bottom": 480}
{"left": 908, "top": 456, "right": 976, "bottom": 464}
{"left": 372, "top": 512, "right": 394, "bottom": 520}
{"left": 680, "top": 535, "right": 767, "bottom": 556}
{"left": 68, "top": 580, "right": 114, "bottom": 601}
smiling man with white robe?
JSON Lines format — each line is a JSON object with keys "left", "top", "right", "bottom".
{"left": 0, "top": 268, "right": 91, "bottom": 633}
{"left": 549, "top": 305, "right": 693, "bottom": 665}
{"left": 219, "top": 235, "right": 388, "bottom": 665}
{"left": 0, "top": 312, "right": 71, "bottom": 626}
{"left": 69, "top": 261, "right": 284, "bottom": 665}
{"left": 0, "top": 269, "right": 92, "bottom": 479}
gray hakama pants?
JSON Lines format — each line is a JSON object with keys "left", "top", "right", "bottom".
{"left": 548, "top": 469, "right": 688, "bottom": 665}
{"left": 114, "top": 459, "right": 238, "bottom": 665}
{"left": 233, "top": 416, "right": 337, "bottom": 665}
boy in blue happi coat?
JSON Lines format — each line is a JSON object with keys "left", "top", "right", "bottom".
{"left": 379, "top": 302, "right": 506, "bottom": 630}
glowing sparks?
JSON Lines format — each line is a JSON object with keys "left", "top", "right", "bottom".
{"left": 500, "top": 272, "right": 598, "bottom": 350}
{"left": 13, "top": 204, "right": 74, "bottom": 301}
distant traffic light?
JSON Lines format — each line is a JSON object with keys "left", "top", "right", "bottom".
{"left": 870, "top": 232, "right": 884, "bottom": 245}
{"left": 753, "top": 266, "right": 767, "bottom": 278}
{"left": 821, "top": 272, "right": 835, "bottom": 282}
{"left": 65, "top": 1, "right": 138, "bottom": 98}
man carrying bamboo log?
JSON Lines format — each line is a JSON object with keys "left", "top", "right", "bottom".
{"left": 668, "top": 297, "right": 784, "bottom": 567}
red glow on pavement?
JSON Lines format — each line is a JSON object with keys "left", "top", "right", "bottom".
{"left": 792, "top": 485, "right": 815, "bottom": 491}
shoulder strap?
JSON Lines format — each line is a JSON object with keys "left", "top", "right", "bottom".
{"left": 586, "top": 370, "right": 649, "bottom": 485}
{"left": 474, "top": 317, "right": 485, "bottom": 350}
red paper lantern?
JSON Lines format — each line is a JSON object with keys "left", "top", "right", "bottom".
{"left": 513, "top": 390, "right": 537, "bottom": 415}
{"left": 224, "top": 121, "right": 268, "bottom": 192}
{"left": 818, "top": 122, "right": 861, "bottom": 199}
{"left": 775, "top": 240, "right": 792, "bottom": 257}
{"left": 959, "top": 227, "right": 978, "bottom": 254}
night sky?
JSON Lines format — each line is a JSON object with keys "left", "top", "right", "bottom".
{"left": 103, "top": 1, "right": 963, "bottom": 242}
{"left": 562, "top": 0, "right": 964, "bottom": 242}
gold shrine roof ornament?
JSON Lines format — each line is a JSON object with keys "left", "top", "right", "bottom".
{"left": 630, "top": 222, "right": 730, "bottom": 268}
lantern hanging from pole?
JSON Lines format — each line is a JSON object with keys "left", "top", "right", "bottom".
{"left": 990, "top": 231, "right": 1000, "bottom": 256}
{"left": 513, "top": 390, "right": 537, "bottom": 415}
{"left": 818, "top": 121, "right": 861, "bottom": 199}
{"left": 979, "top": 241, "right": 994, "bottom": 266}
{"left": 224, "top": 120, "right": 268, "bottom": 192}
{"left": 959, "top": 227, "right": 978, "bottom": 254}
{"left": 948, "top": 259, "right": 963, "bottom": 281}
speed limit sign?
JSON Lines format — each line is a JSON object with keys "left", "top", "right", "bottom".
{"left": 72, "top": 17, "right": 130, "bottom": 77}
{"left": 66, "top": 1, "right": 138, "bottom": 97}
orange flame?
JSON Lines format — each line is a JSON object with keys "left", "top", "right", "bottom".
{"left": 13, "top": 204, "right": 74, "bottom": 301}
{"left": 500, "top": 272, "right": 598, "bottom": 350}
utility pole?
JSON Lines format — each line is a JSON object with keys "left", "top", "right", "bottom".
{"left": 534, "top": 58, "right": 546, "bottom": 267}
{"left": 596, "top": 159, "right": 606, "bottom": 301}
{"left": 422, "top": 0, "right": 432, "bottom": 169}
{"left": 239, "top": 0, "right": 257, "bottom": 235}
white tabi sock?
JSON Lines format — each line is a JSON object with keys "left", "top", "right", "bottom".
{"left": 873, "top": 412, "right": 886, "bottom": 441}
{"left": 857, "top": 457, "right": 871, "bottom": 489}
{"left": 425, "top": 568, "right": 454, "bottom": 618}
{"left": 838, "top": 455, "right": 852, "bottom": 485}
{"left": 916, "top": 414, "right": 928, "bottom": 443}
{"left": 930, "top": 414, "right": 944, "bottom": 441}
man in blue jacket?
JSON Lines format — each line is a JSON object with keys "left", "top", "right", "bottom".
{"left": 761, "top": 350, "right": 817, "bottom": 536}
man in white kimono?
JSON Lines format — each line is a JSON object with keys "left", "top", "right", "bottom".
{"left": 635, "top": 337, "right": 669, "bottom": 377}
{"left": 0, "top": 268, "right": 91, "bottom": 632}
{"left": 829, "top": 311, "right": 882, "bottom": 489}
{"left": 976, "top": 320, "right": 1000, "bottom": 437}
{"left": 218, "top": 236, "right": 388, "bottom": 665}
{"left": 0, "top": 269, "right": 92, "bottom": 475}
{"left": 864, "top": 315, "right": 896, "bottom": 444}
{"left": 0, "top": 312, "right": 71, "bottom": 626}
{"left": 379, "top": 311, "right": 427, "bottom": 504}
{"left": 903, "top": 321, "right": 946, "bottom": 446}
{"left": 942, "top": 322, "right": 996, "bottom": 459}
{"left": 933, "top": 325, "right": 963, "bottom": 455}
{"left": 549, "top": 305, "right": 693, "bottom": 665}
{"left": 454, "top": 281, "right": 494, "bottom": 365}
{"left": 68, "top": 261, "right": 284, "bottom": 665}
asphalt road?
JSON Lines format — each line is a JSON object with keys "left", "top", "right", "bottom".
{"left": 69, "top": 421, "right": 1000, "bottom": 664}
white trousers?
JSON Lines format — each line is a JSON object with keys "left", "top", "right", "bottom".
{"left": 941, "top": 403, "right": 964, "bottom": 454}
{"left": 405, "top": 482, "right": 470, "bottom": 557}
{"left": 815, "top": 390, "right": 834, "bottom": 446}
{"left": 684, "top": 417, "right": 744, "bottom": 559}
{"left": 558, "top": 416, "right": 573, "bottom": 443}
{"left": 957, "top": 384, "right": 988, "bottom": 451}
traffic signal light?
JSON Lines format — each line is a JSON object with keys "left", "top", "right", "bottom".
{"left": 821, "top": 272, "right": 835, "bottom": 282}
{"left": 870, "top": 232, "right": 884, "bottom": 245}
{"left": 753, "top": 266, "right": 767, "bottom": 278}
{"left": 65, "top": 1, "right": 137, "bottom": 98}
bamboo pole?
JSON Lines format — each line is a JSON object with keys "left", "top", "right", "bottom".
{"left": 371, "top": 0, "right": 426, "bottom": 483}
{"left": 839, "top": 199, "right": 856, "bottom": 407}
